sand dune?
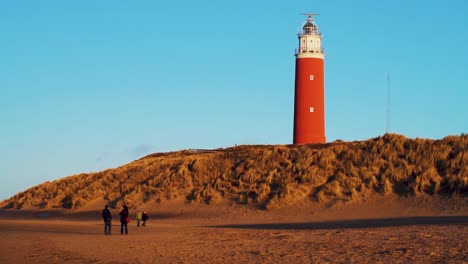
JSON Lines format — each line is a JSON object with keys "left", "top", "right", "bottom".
{"left": 1, "top": 134, "right": 467, "bottom": 262}
{"left": 2, "top": 134, "right": 467, "bottom": 211}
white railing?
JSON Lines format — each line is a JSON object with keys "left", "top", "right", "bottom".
{"left": 295, "top": 48, "right": 325, "bottom": 55}
{"left": 298, "top": 32, "right": 322, "bottom": 37}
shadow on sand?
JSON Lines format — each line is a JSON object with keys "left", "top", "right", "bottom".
{"left": 206, "top": 216, "right": 468, "bottom": 230}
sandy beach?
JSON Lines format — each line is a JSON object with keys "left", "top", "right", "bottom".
{"left": 1, "top": 197, "right": 467, "bottom": 263}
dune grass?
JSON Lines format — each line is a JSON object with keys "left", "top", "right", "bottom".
{"left": 2, "top": 134, "right": 467, "bottom": 210}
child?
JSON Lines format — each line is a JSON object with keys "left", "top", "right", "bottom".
{"left": 136, "top": 209, "right": 142, "bottom": 227}
{"left": 142, "top": 210, "right": 149, "bottom": 227}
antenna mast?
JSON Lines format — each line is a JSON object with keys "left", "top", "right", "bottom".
{"left": 386, "top": 73, "right": 391, "bottom": 134}
{"left": 301, "top": 13, "right": 320, "bottom": 21}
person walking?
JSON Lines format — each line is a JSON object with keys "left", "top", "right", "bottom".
{"left": 102, "top": 205, "right": 112, "bottom": 235}
{"left": 136, "top": 209, "right": 142, "bottom": 227}
{"left": 119, "top": 205, "right": 129, "bottom": 235}
{"left": 142, "top": 210, "right": 149, "bottom": 227}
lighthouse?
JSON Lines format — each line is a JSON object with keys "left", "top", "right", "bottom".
{"left": 293, "top": 14, "right": 326, "bottom": 144}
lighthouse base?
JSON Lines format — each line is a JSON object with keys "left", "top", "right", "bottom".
{"left": 293, "top": 135, "right": 326, "bottom": 145}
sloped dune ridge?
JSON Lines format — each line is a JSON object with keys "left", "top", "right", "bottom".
{"left": 2, "top": 134, "right": 467, "bottom": 210}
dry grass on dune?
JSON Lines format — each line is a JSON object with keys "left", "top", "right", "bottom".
{"left": 2, "top": 134, "right": 467, "bottom": 210}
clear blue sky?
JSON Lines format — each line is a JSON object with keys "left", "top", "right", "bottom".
{"left": 1, "top": 0, "right": 467, "bottom": 200}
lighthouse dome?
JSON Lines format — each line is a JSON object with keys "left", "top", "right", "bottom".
{"left": 302, "top": 20, "right": 318, "bottom": 35}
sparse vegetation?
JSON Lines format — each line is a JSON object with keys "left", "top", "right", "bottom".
{"left": 2, "top": 134, "right": 467, "bottom": 210}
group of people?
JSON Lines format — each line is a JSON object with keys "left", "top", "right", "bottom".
{"left": 101, "top": 205, "right": 150, "bottom": 235}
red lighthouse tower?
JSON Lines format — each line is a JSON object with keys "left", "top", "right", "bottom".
{"left": 293, "top": 14, "right": 326, "bottom": 144}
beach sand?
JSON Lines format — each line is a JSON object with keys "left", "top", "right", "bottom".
{"left": 1, "top": 196, "right": 467, "bottom": 263}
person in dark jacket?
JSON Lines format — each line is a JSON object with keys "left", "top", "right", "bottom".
{"left": 102, "top": 205, "right": 112, "bottom": 235}
{"left": 119, "top": 205, "right": 129, "bottom": 235}
{"left": 142, "top": 210, "right": 149, "bottom": 227}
